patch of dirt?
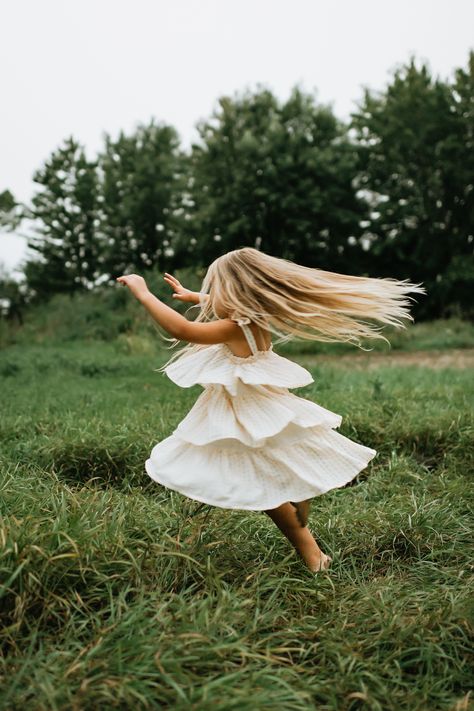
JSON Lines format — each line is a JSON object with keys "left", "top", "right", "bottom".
{"left": 297, "top": 348, "right": 474, "bottom": 370}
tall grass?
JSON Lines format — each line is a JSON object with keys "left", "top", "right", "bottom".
{"left": 0, "top": 324, "right": 473, "bottom": 709}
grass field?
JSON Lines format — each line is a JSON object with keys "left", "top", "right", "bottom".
{"left": 0, "top": 318, "right": 473, "bottom": 710}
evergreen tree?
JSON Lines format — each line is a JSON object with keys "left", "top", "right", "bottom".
{"left": 0, "top": 190, "right": 22, "bottom": 232}
{"left": 24, "top": 137, "right": 100, "bottom": 299}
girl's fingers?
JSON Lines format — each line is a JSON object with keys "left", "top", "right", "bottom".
{"left": 164, "top": 276, "right": 184, "bottom": 295}
{"left": 164, "top": 280, "right": 178, "bottom": 292}
{"left": 164, "top": 272, "right": 180, "bottom": 286}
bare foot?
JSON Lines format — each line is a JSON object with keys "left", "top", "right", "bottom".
{"left": 263, "top": 501, "right": 332, "bottom": 573}
{"left": 308, "top": 551, "right": 332, "bottom": 573}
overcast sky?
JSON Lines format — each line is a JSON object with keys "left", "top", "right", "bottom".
{"left": 1, "top": 0, "right": 473, "bottom": 276}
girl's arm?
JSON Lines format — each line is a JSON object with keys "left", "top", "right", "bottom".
{"left": 116, "top": 274, "right": 238, "bottom": 345}
{"left": 163, "top": 272, "right": 209, "bottom": 307}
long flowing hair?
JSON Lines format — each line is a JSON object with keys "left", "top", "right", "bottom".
{"left": 156, "top": 247, "right": 426, "bottom": 371}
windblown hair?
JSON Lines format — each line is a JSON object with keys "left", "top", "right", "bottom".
{"left": 157, "top": 247, "right": 426, "bottom": 371}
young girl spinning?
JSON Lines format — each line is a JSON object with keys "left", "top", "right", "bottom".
{"left": 116, "top": 247, "right": 424, "bottom": 573}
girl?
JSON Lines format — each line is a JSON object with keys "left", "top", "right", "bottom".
{"left": 116, "top": 247, "right": 425, "bottom": 573}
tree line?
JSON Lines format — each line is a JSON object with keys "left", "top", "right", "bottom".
{"left": 1, "top": 51, "right": 473, "bottom": 322}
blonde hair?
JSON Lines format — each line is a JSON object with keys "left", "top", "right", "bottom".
{"left": 157, "top": 247, "right": 426, "bottom": 370}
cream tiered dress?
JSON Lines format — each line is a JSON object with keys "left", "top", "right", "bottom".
{"left": 145, "top": 318, "right": 377, "bottom": 510}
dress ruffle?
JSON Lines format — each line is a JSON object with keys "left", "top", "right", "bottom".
{"left": 145, "top": 427, "right": 377, "bottom": 510}
{"left": 164, "top": 343, "right": 314, "bottom": 396}
{"left": 145, "top": 342, "right": 377, "bottom": 510}
{"left": 174, "top": 380, "right": 342, "bottom": 448}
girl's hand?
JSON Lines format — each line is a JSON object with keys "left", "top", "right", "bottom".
{"left": 116, "top": 274, "right": 150, "bottom": 302}
{"left": 163, "top": 272, "right": 198, "bottom": 303}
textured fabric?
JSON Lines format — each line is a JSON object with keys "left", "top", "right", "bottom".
{"left": 145, "top": 322, "right": 377, "bottom": 510}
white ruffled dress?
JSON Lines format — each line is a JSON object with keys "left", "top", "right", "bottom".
{"left": 145, "top": 318, "right": 377, "bottom": 511}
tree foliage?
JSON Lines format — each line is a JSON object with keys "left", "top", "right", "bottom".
{"left": 178, "top": 86, "right": 366, "bottom": 271}
{"left": 97, "top": 120, "right": 187, "bottom": 278}
{"left": 24, "top": 137, "right": 100, "bottom": 299}
{"left": 350, "top": 52, "right": 474, "bottom": 318}
{"left": 0, "top": 190, "right": 22, "bottom": 232}
{"left": 2, "top": 52, "right": 473, "bottom": 320}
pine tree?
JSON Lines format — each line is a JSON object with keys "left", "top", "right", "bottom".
{"left": 24, "top": 137, "right": 101, "bottom": 299}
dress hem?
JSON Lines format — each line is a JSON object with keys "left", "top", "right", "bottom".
{"left": 144, "top": 448, "right": 377, "bottom": 512}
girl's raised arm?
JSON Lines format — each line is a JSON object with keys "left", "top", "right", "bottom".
{"left": 116, "top": 273, "right": 237, "bottom": 345}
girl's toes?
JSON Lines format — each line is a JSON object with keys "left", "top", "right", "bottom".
{"left": 312, "top": 552, "right": 332, "bottom": 573}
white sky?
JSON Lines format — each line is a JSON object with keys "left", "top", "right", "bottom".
{"left": 1, "top": 0, "right": 473, "bottom": 277}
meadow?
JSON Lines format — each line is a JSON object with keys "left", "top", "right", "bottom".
{"left": 0, "top": 312, "right": 473, "bottom": 710}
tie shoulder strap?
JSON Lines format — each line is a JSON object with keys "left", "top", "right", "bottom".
{"left": 232, "top": 317, "right": 259, "bottom": 355}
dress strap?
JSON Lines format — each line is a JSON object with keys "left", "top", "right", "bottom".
{"left": 233, "top": 317, "right": 259, "bottom": 355}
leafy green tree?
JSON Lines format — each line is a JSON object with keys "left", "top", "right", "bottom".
{"left": 180, "top": 86, "right": 367, "bottom": 270}
{"left": 97, "top": 119, "right": 187, "bottom": 278}
{"left": 24, "top": 137, "right": 100, "bottom": 300}
{"left": 438, "top": 52, "right": 474, "bottom": 317}
{"left": 350, "top": 52, "right": 474, "bottom": 318}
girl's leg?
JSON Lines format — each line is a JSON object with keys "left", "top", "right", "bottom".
{"left": 263, "top": 500, "right": 331, "bottom": 572}
{"left": 290, "top": 499, "right": 310, "bottom": 527}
